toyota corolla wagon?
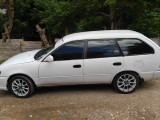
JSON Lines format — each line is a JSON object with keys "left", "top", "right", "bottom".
{"left": 0, "top": 30, "right": 160, "bottom": 98}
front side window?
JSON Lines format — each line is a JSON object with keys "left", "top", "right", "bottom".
{"left": 34, "top": 46, "right": 55, "bottom": 60}
{"left": 52, "top": 41, "right": 85, "bottom": 61}
{"left": 117, "top": 39, "right": 154, "bottom": 56}
{"left": 87, "top": 40, "right": 121, "bottom": 59}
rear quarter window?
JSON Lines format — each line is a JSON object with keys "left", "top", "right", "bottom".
{"left": 117, "top": 39, "right": 154, "bottom": 56}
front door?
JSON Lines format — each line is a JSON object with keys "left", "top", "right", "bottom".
{"left": 39, "top": 41, "right": 85, "bottom": 85}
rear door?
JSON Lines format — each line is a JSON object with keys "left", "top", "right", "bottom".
{"left": 84, "top": 39, "right": 124, "bottom": 84}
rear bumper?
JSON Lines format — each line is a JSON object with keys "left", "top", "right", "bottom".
{"left": 0, "top": 76, "right": 8, "bottom": 90}
{"left": 152, "top": 71, "right": 160, "bottom": 80}
{"left": 140, "top": 71, "right": 154, "bottom": 81}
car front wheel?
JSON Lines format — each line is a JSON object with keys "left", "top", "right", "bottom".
{"left": 113, "top": 72, "right": 139, "bottom": 93}
{"left": 9, "top": 75, "right": 35, "bottom": 98}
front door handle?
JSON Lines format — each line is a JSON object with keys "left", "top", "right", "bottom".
{"left": 73, "top": 65, "right": 81, "bottom": 68}
{"left": 113, "top": 62, "right": 122, "bottom": 66}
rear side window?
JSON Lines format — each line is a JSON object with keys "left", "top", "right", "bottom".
{"left": 117, "top": 39, "right": 154, "bottom": 56}
{"left": 87, "top": 40, "right": 121, "bottom": 59}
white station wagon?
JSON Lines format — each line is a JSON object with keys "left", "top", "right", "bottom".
{"left": 0, "top": 30, "right": 160, "bottom": 98}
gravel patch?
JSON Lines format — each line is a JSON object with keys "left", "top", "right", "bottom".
{"left": 0, "top": 80, "right": 160, "bottom": 120}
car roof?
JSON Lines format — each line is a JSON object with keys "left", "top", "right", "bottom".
{"left": 63, "top": 30, "right": 145, "bottom": 42}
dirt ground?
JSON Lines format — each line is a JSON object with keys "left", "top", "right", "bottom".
{"left": 0, "top": 80, "right": 160, "bottom": 120}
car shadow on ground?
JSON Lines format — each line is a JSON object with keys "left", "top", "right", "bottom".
{"left": 36, "top": 84, "right": 114, "bottom": 94}
{"left": 35, "top": 81, "right": 160, "bottom": 97}
{"left": 36, "top": 80, "right": 156, "bottom": 94}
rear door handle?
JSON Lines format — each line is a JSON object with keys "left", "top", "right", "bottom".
{"left": 113, "top": 62, "right": 122, "bottom": 66}
{"left": 73, "top": 65, "right": 81, "bottom": 68}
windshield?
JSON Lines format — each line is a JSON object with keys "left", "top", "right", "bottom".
{"left": 34, "top": 46, "right": 54, "bottom": 60}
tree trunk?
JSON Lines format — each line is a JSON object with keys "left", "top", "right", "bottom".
{"left": 36, "top": 24, "right": 50, "bottom": 48}
{"left": 110, "top": 7, "right": 118, "bottom": 30}
{"left": 1, "top": 0, "right": 14, "bottom": 42}
{"left": 97, "top": 7, "right": 118, "bottom": 30}
{"left": 111, "top": 19, "right": 118, "bottom": 30}
{"left": 47, "top": 29, "right": 52, "bottom": 44}
{"left": 65, "top": 27, "right": 69, "bottom": 35}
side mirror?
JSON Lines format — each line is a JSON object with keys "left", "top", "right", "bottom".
{"left": 44, "top": 55, "right": 54, "bottom": 62}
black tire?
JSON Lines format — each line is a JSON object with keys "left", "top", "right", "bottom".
{"left": 113, "top": 72, "right": 139, "bottom": 93}
{"left": 8, "top": 75, "right": 35, "bottom": 98}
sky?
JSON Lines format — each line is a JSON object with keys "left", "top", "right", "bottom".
{"left": 0, "top": 9, "right": 6, "bottom": 14}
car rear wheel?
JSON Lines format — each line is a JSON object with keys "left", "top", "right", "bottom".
{"left": 9, "top": 75, "right": 35, "bottom": 98}
{"left": 113, "top": 72, "right": 139, "bottom": 93}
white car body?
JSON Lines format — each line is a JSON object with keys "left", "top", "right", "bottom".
{"left": 0, "top": 30, "right": 160, "bottom": 93}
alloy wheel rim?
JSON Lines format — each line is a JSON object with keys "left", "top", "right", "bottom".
{"left": 12, "top": 79, "right": 29, "bottom": 96}
{"left": 117, "top": 74, "right": 137, "bottom": 92}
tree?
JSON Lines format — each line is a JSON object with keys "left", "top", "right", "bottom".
{"left": 128, "top": 1, "right": 160, "bottom": 37}
{"left": 13, "top": 0, "right": 38, "bottom": 39}
{"left": 32, "top": 0, "right": 75, "bottom": 40}
{"left": 0, "top": 12, "right": 6, "bottom": 38}
{"left": 36, "top": 24, "right": 50, "bottom": 48}
{"left": 97, "top": 0, "right": 160, "bottom": 33}
{"left": 32, "top": 0, "right": 106, "bottom": 40}
{"left": 0, "top": 0, "right": 159, "bottom": 41}
{"left": 1, "top": 0, "right": 14, "bottom": 42}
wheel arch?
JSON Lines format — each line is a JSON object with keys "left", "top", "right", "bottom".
{"left": 7, "top": 74, "right": 37, "bottom": 90}
{"left": 112, "top": 70, "right": 144, "bottom": 84}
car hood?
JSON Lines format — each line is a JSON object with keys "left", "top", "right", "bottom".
{"left": 0, "top": 49, "right": 40, "bottom": 67}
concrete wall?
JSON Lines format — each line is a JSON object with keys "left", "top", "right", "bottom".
{"left": 0, "top": 39, "right": 42, "bottom": 63}
{"left": 151, "top": 38, "right": 160, "bottom": 45}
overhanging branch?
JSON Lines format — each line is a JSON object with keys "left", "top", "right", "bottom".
{"left": 96, "top": 12, "right": 111, "bottom": 18}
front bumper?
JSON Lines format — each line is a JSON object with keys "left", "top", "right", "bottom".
{"left": 0, "top": 76, "right": 8, "bottom": 90}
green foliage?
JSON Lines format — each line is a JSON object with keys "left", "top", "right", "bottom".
{"left": 10, "top": 0, "right": 37, "bottom": 38}
{"left": 128, "top": 0, "right": 160, "bottom": 37}
{"left": 105, "top": 0, "right": 116, "bottom": 6}
{"left": 0, "top": 0, "right": 159, "bottom": 40}
{"left": 129, "top": 10, "right": 160, "bottom": 37}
